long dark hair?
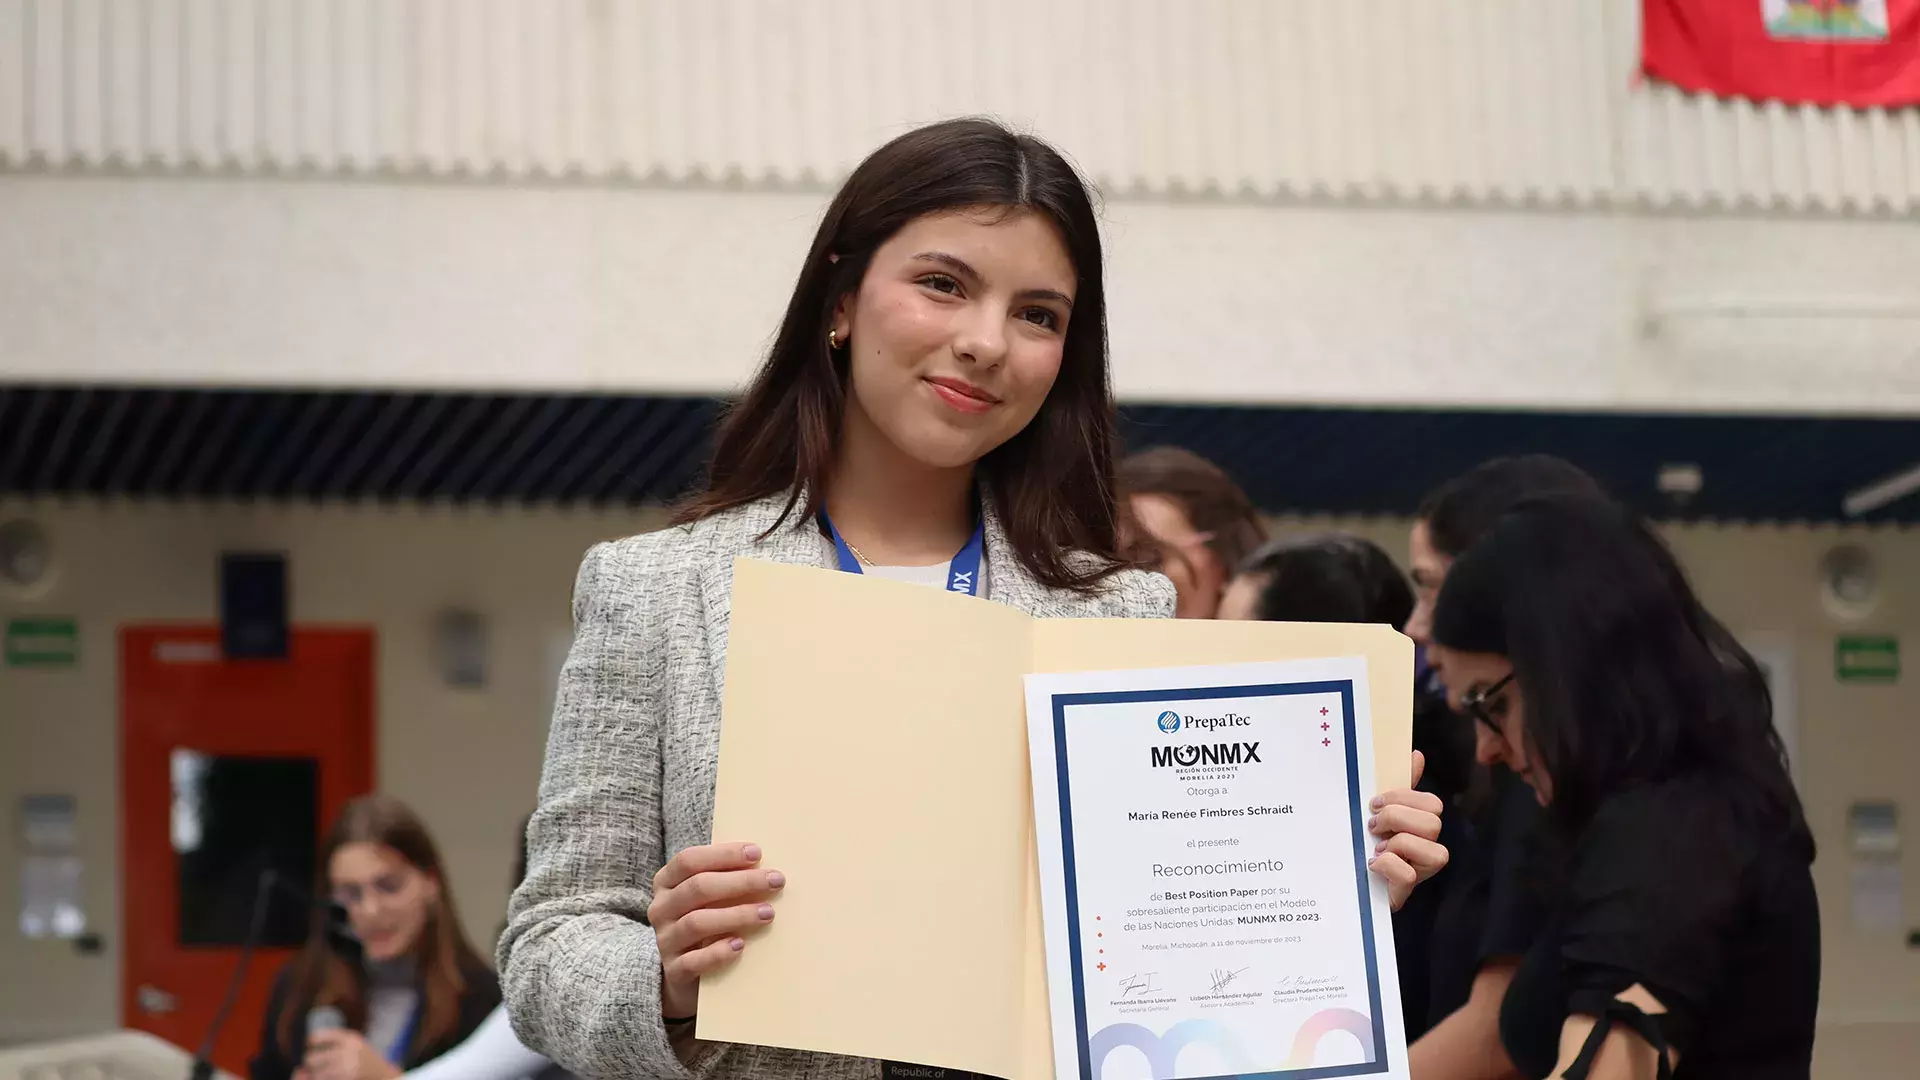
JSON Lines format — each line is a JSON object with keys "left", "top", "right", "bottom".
{"left": 1430, "top": 497, "right": 1806, "bottom": 845}
{"left": 675, "top": 118, "right": 1125, "bottom": 591}
{"left": 275, "top": 795, "right": 488, "bottom": 1058}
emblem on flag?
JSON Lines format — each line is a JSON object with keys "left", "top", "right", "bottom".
{"left": 1764, "top": 1, "right": 1891, "bottom": 41}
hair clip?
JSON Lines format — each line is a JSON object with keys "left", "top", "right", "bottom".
{"left": 827, "top": 253, "right": 840, "bottom": 264}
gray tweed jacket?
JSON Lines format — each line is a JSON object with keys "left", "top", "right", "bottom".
{"left": 500, "top": 492, "right": 1175, "bottom": 1080}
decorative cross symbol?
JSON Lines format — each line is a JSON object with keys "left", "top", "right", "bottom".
{"left": 1320, "top": 707, "right": 1329, "bottom": 716}
{"left": 1320, "top": 721, "right": 1330, "bottom": 732}
{"left": 1097, "top": 962, "right": 1107, "bottom": 972}
{"left": 1322, "top": 738, "right": 1331, "bottom": 747}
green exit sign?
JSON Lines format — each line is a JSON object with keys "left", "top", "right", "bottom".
{"left": 1836, "top": 635, "right": 1899, "bottom": 684}
{"left": 5, "top": 617, "right": 78, "bottom": 668}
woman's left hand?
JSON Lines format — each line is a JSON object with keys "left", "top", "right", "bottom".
{"left": 303, "top": 1031, "right": 400, "bottom": 1080}
{"left": 1367, "top": 750, "right": 1448, "bottom": 911}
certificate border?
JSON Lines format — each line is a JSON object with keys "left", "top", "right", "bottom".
{"left": 1050, "top": 680, "right": 1387, "bottom": 1080}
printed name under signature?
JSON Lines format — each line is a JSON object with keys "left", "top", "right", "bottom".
{"left": 1209, "top": 967, "right": 1250, "bottom": 993}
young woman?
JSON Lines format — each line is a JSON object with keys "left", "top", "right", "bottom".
{"left": 1118, "top": 446, "right": 1269, "bottom": 619}
{"left": 499, "top": 118, "right": 1450, "bottom": 1080}
{"left": 251, "top": 795, "right": 499, "bottom": 1080}
{"left": 1427, "top": 497, "right": 1817, "bottom": 1080}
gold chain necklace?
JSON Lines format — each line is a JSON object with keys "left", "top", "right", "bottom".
{"left": 842, "top": 540, "right": 875, "bottom": 566}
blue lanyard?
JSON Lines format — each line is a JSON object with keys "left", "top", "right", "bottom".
{"left": 383, "top": 1002, "right": 420, "bottom": 1066}
{"left": 819, "top": 507, "right": 986, "bottom": 597}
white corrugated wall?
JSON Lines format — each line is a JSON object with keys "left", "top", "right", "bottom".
{"left": 0, "top": 0, "right": 1916, "bottom": 212}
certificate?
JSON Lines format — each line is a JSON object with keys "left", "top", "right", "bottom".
{"left": 1026, "top": 658, "right": 1407, "bottom": 1080}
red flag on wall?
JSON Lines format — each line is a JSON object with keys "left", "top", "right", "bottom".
{"left": 1642, "top": 1, "right": 1920, "bottom": 107}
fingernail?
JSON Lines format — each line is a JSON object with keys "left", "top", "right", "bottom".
{"left": 742, "top": 844, "right": 762, "bottom": 862}
{"left": 729, "top": 937, "right": 745, "bottom": 951}
{"left": 1367, "top": 857, "right": 1378, "bottom": 868}
{"left": 766, "top": 871, "right": 786, "bottom": 889}
{"left": 1367, "top": 815, "right": 1380, "bottom": 832}
{"left": 1375, "top": 840, "right": 1388, "bottom": 854}
{"left": 1370, "top": 796, "right": 1384, "bottom": 810}
{"left": 757, "top": 904, "right": 775, "bottom": 921}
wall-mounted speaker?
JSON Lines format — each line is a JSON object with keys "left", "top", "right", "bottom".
{"left": 221, "top": 553, "right": 289, "bottom": 660}
{"left": 435, "top": 607, "right": 488, "bottom": 689}
{"left": 1819, "top": 544, "right": 1878, "bottom": 621}
{"left": 0, "top": 519, "right": 53, "bottom": 596}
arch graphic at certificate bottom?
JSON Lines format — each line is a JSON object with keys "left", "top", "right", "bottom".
{"left": 1024, "top": 658, "right": 1407, "bottom": 1080}
{"left": 1086, "top": 1009, "right": 1377, "bottom": 1078}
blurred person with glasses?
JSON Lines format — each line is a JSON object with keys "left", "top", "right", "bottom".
{"left": 252, "top": 795, "right": 499, "bottom": 1080}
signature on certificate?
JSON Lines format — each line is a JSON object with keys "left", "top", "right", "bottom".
{"left": 1273, "top": 973, "right": 1345, "bottom": 999}
{"left": 1117, "top": 972, "right": 1160, "bottom": 997}
{"left": 1208, "top": 967, "right": 1250, "bottom": 993}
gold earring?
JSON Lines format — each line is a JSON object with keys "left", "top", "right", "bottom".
{"left": 828, "top": 328, "right": 841, "bottom": 350}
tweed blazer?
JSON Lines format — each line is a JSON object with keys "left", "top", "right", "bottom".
{"left": 500, "top": 492, "right": 1175, "bottom": 1080}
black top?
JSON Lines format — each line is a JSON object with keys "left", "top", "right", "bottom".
{"left": 1499, "top": 778, "right": 1820, "bottom": 1080}
{"left": 1408, "top": 765, "right": 1554, "bottom": 1032}
{"left": 1388, "top": 797, "right": 1456, "bottom": 1037}
{"left": 248, "top": 957, "right": 502, "bottom": 1080}
{"left": 1390, "top": 689, "right": 1487, "bottom": 1036}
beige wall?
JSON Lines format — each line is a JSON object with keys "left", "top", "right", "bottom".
{"left": 8, "top": 174, "right": 1919, "bottom": 416}
{"left": 1, "top": 500, "right": 1914, "bottom": 1073}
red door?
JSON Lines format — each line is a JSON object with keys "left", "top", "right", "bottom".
{"left": 121, "top": 626, "right": 374, "bottom": 1076}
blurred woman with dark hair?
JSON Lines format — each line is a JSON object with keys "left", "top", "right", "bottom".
{"left": 1428, "top": 498, "right": 1817, "bottom": 1080}
{"left": 1218, "top": 532, "right": 1415, "bottom": 627}
{"left": 1218, "top": 533, "right": 1476, "bottom": 1044}
{"left": 251, "top": 795, "right": 498, "bottom": 1080}
{"left": 1221, "top": 533, "right": 1474, "bottom": 795}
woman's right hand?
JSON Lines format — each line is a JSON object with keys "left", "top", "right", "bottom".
{"left": 648, "top": 841, "right": 784, "bottom": 1020}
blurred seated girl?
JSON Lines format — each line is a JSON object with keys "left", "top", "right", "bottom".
{"left": 251, "top": 794, "right": 500, "bottom": 1080}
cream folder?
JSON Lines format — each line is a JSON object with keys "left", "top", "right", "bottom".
{"left": 699, "top": 559, "right": 1415, "bottom": 1079}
